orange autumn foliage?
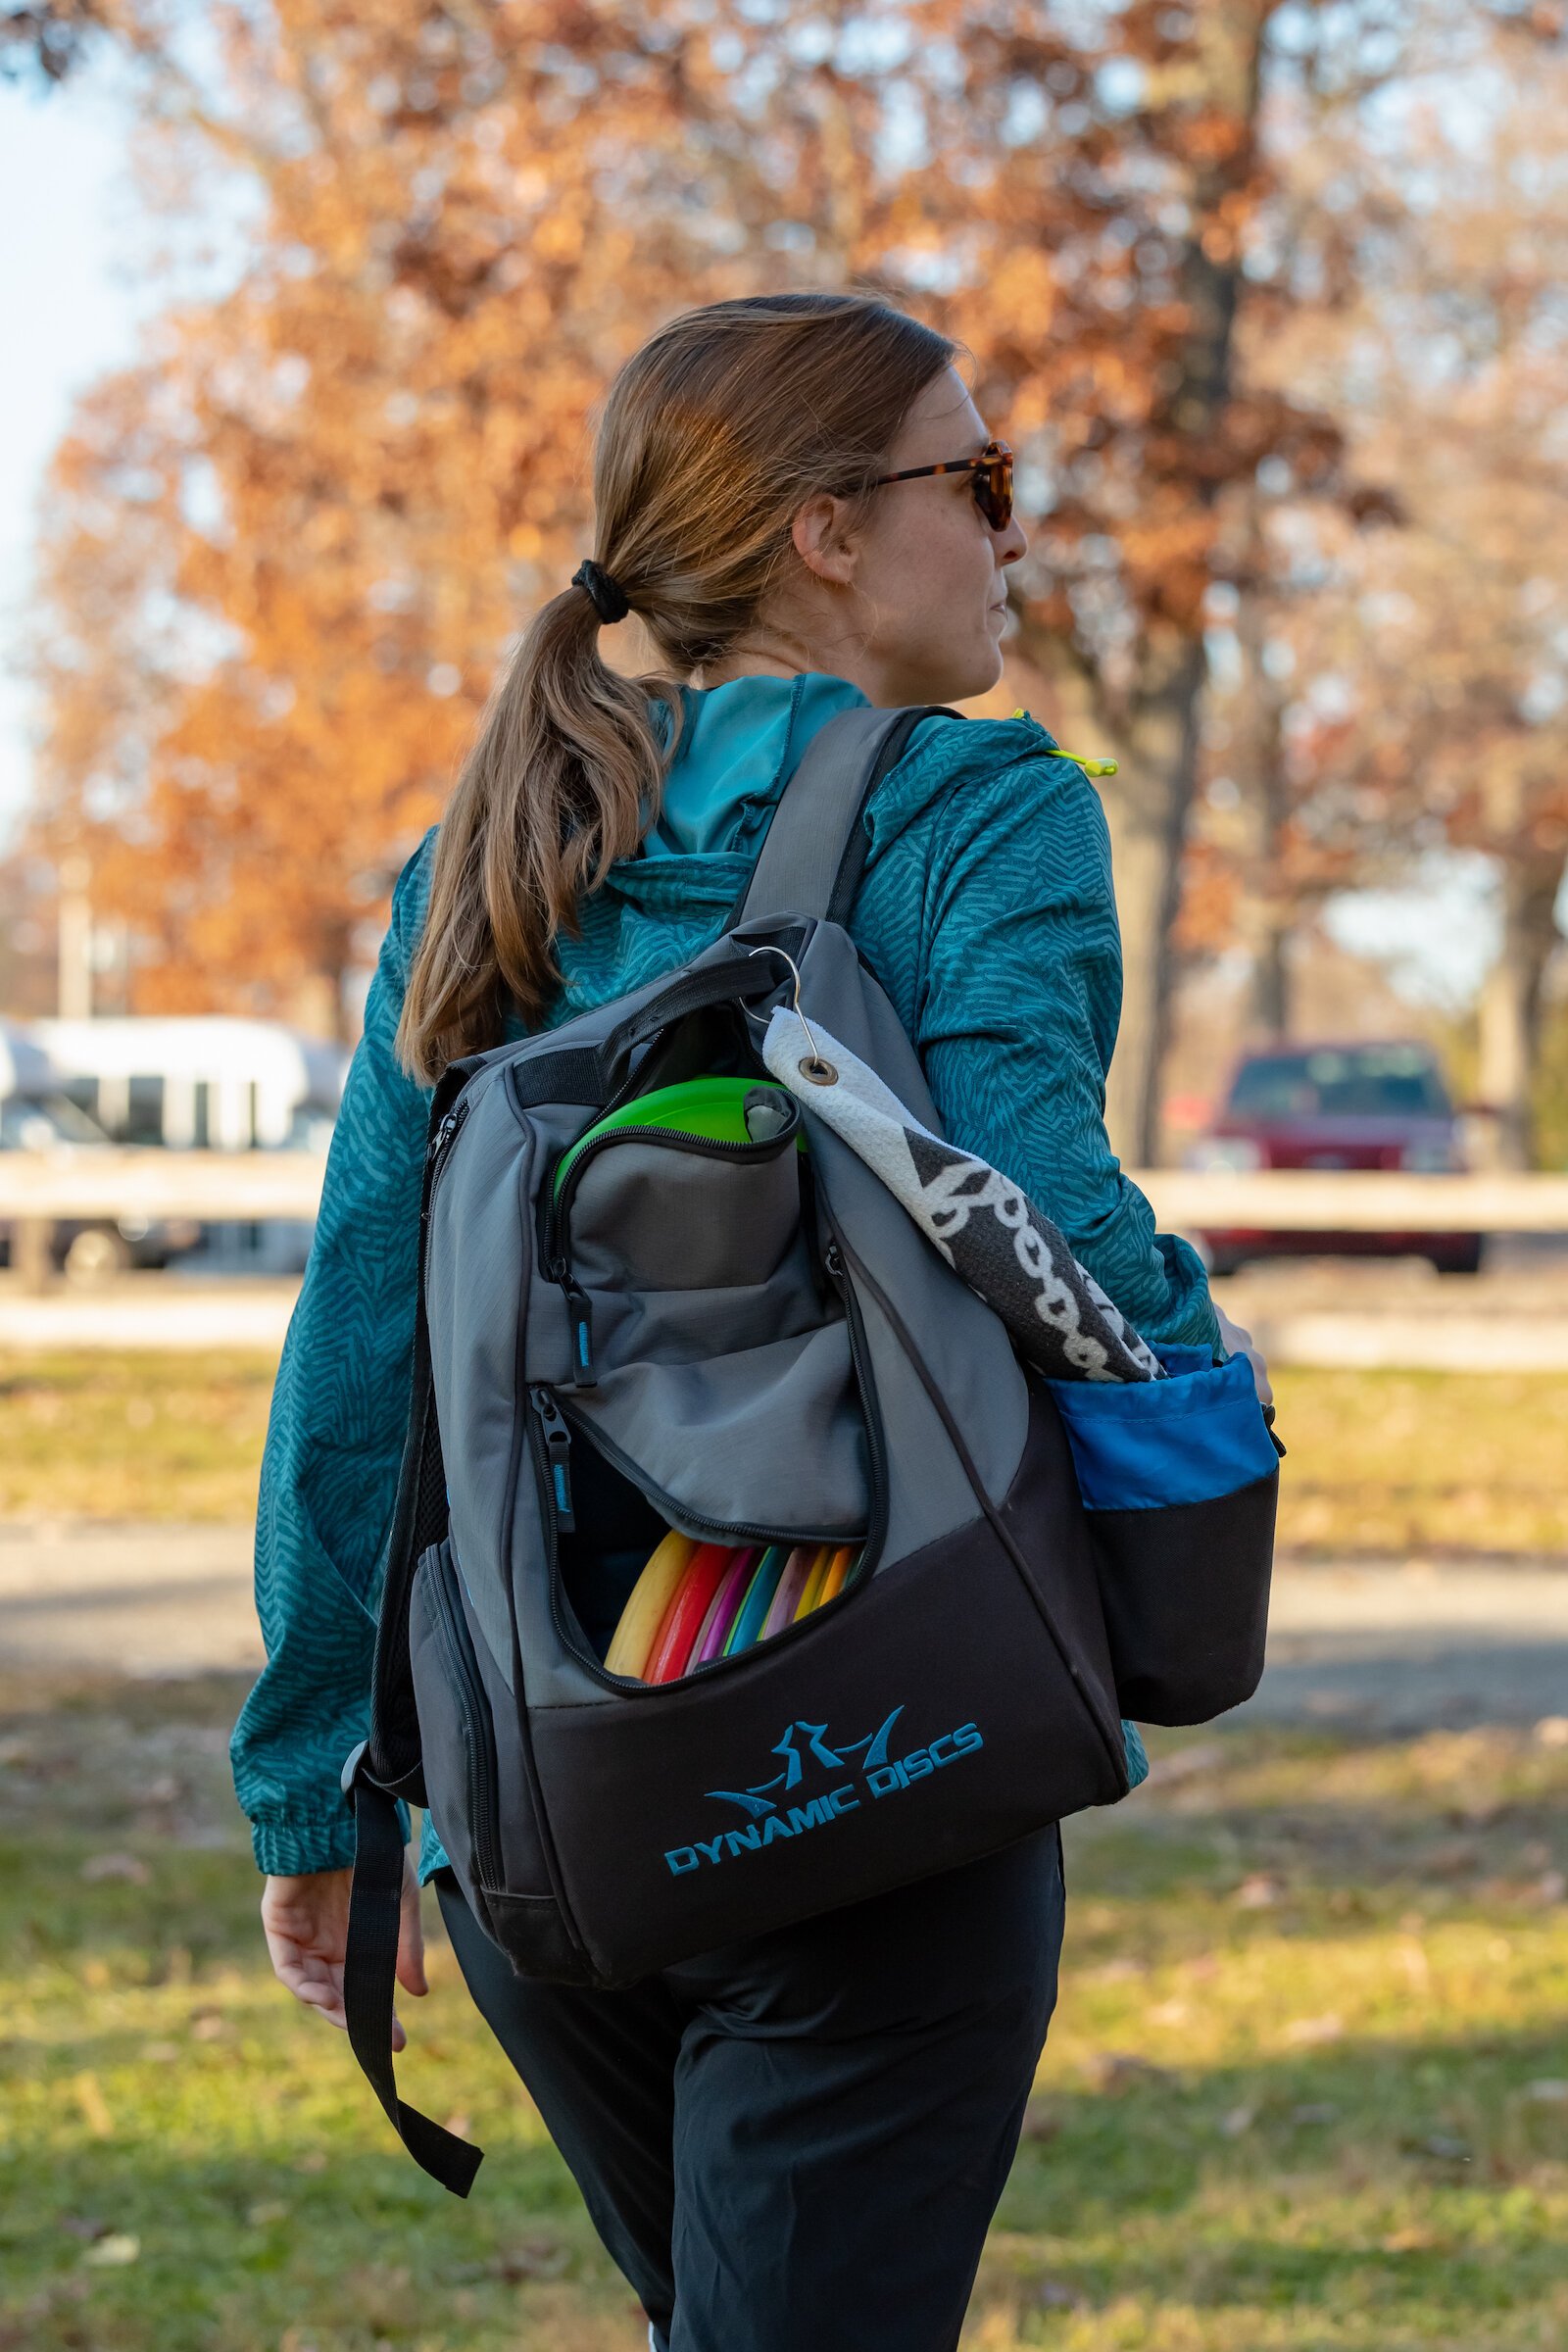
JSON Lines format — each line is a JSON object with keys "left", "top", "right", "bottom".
{"left": 29, "top": 0, "right": 1405, "bottom": 1111}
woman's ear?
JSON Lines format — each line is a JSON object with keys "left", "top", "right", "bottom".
{"left": 791, "top": 492, "right": 858, "bottom": 588}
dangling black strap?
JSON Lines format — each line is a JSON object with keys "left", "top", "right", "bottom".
{"left": 338, "top": 1073, "right": 485, "bottom": 2195}
{"left": 341, "top": 1765, "right": 482, "bottom": 2196}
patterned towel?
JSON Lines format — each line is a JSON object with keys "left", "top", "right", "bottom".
{"left": 762, "top": 1008, "right": 1162, "bottom": 1385}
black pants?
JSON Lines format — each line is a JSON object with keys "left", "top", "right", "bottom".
{"left": 434, "top": 1828, "right": 1064, "bottom": 2352}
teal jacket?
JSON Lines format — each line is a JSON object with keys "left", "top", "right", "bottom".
{"left": 230, "top": 673, "right": 1219, "bottom": 1881}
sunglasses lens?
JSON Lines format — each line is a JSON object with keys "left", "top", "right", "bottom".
{"left": 974, "top": 452, "right": 1012, "bottom": 530}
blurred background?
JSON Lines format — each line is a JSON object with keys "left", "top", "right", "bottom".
{"left": 3, "top": 7, "right": 1568, "bottom": 2350}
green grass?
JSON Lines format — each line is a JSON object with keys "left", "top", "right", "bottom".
{"left": 1272, "top": 1368, "right": 1568, "bottom": 1560}
{"left": 0, "top": 1353, "right": 272, "bottom": 1521}
{"left": 3, "top": 1675, "right": 1567, "bottom": 2350}
{"left": 4, "top": 1350, "right": 1567, "bottom": 1560}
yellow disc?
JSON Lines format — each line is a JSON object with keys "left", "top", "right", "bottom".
{"left": 815, "top": 1546, "right": 856, "bottom": 1607}
{"left": 793, "top": 1545, "right": 832, "bottom": 1622}
{"left": 604, "top": 1532, "right": 698, "bottom": 1679}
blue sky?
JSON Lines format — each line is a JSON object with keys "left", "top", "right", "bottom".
{"left": 0, "top": 70, "right": 156, "bottom": 839}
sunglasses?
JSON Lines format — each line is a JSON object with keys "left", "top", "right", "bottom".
{"left": 866, "top": 437, "right": 1014, "bottom": 531}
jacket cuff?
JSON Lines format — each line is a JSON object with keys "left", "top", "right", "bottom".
{"left": 248, "top": 1800, "right": 410, "bottom": 1877}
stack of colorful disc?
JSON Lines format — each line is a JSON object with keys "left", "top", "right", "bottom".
{"left": 604, "top": 1534, "right": 863, "bottom": 1683}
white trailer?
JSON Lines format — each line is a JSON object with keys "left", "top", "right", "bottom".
{"left": 35, "top": 1017, "right": 347, "bottom": 1152}
{"left": 30, "top": 1017, "right": 349, "bottom": 1275}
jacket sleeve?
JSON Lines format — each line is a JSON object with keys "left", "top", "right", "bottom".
{"left": 881, "top": 746, "right": 1220, "bottom": 1356}
{"left": 229, "top": 837, "right": 435, "bottom": 1874}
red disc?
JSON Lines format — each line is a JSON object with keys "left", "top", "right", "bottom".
{"left": 644, "top": 1544, "right": 734, "bottom": 1685}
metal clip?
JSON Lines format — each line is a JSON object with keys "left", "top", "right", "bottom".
{"left": 746, "top": 945, "right": 838, "bottom": 1085}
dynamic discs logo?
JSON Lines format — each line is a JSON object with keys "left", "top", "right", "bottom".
{"left": 663, "top": 1705, "right": 984, "bottom": 1878}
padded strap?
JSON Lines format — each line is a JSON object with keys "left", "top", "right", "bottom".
{"left": 731, "top": 705, "right": 956, "bottom": 928}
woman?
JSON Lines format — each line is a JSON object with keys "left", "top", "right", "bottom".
{"left": 234, "top": 290, "right": 1262, "bottom": 2352}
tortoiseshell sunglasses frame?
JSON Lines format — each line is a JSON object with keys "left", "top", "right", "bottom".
{"left": 866, "top": 438, "right": 1014, "bottom": 530}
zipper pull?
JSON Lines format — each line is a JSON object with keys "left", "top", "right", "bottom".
{"left": 564, "top": 1280, "right": 597, "bottom": 1389}
{"left": 532, "top": 1390, "right": 576, "bottom": 1532}
{"left": 427, "top": 1102, "right": 466, "bottom": 1165}
{"left": 1008, "top": 711, "right": 1118, "bottom": 776}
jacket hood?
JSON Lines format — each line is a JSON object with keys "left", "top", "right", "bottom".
{"left": 642, "top": 672, "right": 872, "bottom": 861}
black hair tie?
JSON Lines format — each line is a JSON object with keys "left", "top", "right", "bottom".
{"left": 571, "top": 560, "right": 630, "bottom": 625}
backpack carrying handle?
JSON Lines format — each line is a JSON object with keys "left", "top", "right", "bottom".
{"left": 596, "top": 952, "right": 798, "bottom": 1099}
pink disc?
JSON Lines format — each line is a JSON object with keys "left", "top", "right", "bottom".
{"left": 760, "top": 1545, "right": 814, "bottom": 1641}
{"left": 694, "top": 1548, "right": 757, "bottom": 1668}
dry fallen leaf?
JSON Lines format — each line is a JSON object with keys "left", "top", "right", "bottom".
{"left": 57, "top": 2215, "right": 109, "bottom": 2241}
{"left": 73, "top": 2073, "right": 113, "bottom": 2138}
{"left": 1145, "top": 1741, "right": 1226, "bottom": 1788}
{"left": 1033, "top": 2279, "right": 1084, "bottom": 2310}
{"left": 1083, "top": 2052, "right": 1173, "bottom": 2094}
{"left": 489, "top": 2236, "right": 570, "bottom": 2282}
{"left": 1283, "top": 2013, "right": 1345, "bottom": 2047}
{"left": 81, "top": 2233, "right": 139, "bottom": 2268}
{"left": 1018, "top": 2098, "right": 1060, "bottom": 2142}
{"left": 80, "top": 1853, "right": 150, "bottom": 1886}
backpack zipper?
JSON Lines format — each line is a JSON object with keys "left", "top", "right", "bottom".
{"left": 427, "top": 1544, "right": 505, "bottom": 1889}
{"left": 531, "top": 1387, "right": 576, "bottom": 1533}
{"left": 823, "top": 1230, "right": 888, "bottom": 1587}
{"left": 421, "top": 1096, "right": 472, "bottom": 1295}
{"left": 427, "top": 1097, "right": 470, "bottom": 1177}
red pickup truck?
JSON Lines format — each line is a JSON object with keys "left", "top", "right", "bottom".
{"left": 1188, "top": 1040, "right": 1484, "bottom": 1278}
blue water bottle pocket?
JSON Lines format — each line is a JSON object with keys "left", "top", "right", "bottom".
{"left": 1045, "top": 1348, "right": 1279, "bottom": 1726}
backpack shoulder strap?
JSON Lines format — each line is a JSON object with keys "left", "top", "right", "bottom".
{"left": 729, "top": 703, "right": 958, "bottom": 929}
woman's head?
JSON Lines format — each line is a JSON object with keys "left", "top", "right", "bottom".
{"left": 399, "top": 291, "right": 1026, "bottom": 1080}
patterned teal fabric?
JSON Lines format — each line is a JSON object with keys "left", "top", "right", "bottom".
{"left": 231, "top": 675, "right": 1211, "bottom": 1878}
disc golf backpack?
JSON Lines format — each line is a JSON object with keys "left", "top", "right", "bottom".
{"left": 341, "top": 705, "right": 1280, "bottom": 2193}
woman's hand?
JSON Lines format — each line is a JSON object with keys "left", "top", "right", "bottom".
{"left": 262, "top": 1855, "right": 428, "bottom": 2051}
{"left": 1213, "top": 1303, "right": 1273, "bottom": 1412}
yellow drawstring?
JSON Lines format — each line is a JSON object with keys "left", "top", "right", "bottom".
{"left": 1009, "top": 710, "right": 1118, "bottom": 776}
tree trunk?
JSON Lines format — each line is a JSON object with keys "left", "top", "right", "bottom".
{"left": 1008, "top": 629, "right": 1205, "bottom": 1167}
{"left": 1102, "top": 636, "right": 1207, "bottom": 1165}
{"left": 1234, "top": 493, "right": 1293, "bottom": 1040}
{"left": 1478, "top": 853, "right": 1564, "bottom": 1169}
{"left": 1007, "top": 8, "right": 1264, "bottom": 1164}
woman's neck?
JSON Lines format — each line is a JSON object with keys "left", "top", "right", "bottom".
{"left": 691, "top": 650, "right": 813, "bottom": 689}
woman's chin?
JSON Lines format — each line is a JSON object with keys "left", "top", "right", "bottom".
{"left": 951, "top": 638, "right": 1004, "bottom": 703}
{"left": 896, "top": 634, "right": 1003, "bottom": 708}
